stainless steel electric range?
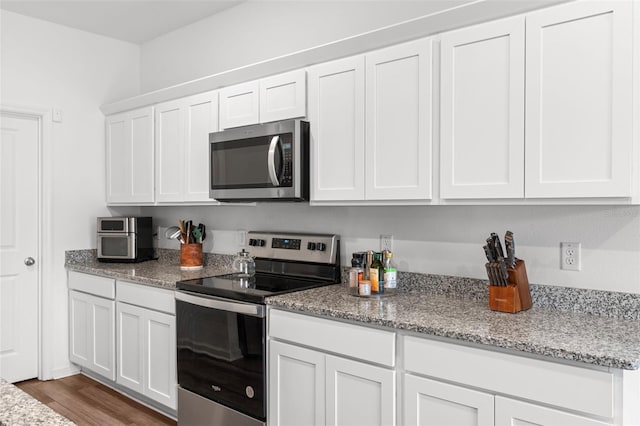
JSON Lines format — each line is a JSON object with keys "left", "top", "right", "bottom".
{"left": 175, "top": 231, "right": 341, "bottom": 426}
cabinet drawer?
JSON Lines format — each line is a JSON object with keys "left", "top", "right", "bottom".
{"left": 404, "top": 336, "right": 614, "bottom": 418}
{"left": 116, "top": 281, "right": 175, "bottom": 315}
{"left": 68, "top": 271, "right": 115, "bottom": 299}
{"left": 269, "top": 309, "right": 395, "bottom": 367}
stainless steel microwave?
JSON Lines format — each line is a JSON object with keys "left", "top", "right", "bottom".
{"left": 97, "top": 217, "right": 154, "bottom": 263}
{"left": 209, "top": 119, "right": 309, "bottom": 202}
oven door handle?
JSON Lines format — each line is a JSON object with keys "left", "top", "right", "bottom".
{"left": 176, "top": 291, "right": 265, "bottom": 318}
{"left": 267, "top": 135, "right": 281, "bottom": 187}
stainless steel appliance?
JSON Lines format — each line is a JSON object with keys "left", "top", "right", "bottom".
{"left": 175, "top": 231, "right": 340, "bottom": 426}
{"left": 96, "top": 216, "right": 154, "bottom": 263}
{"left": 209, "top": 119, "right": 309, "bottom": 202}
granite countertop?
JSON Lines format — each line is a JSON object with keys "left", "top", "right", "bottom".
{"left": 65, "top": 249, "right": 234, "bottom": 289}
{"left": 267, "top": 285, "right": 640, "bottom": 370}
{"left": 0, "top": 379, "right": 75, "bottom": 426}
{"left": 65, "top": 249, "right": 640, "bottom": 371}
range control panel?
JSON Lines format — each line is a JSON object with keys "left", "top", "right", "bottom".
{"left": 247, "top": 231, "right": 339, "bottom": 264}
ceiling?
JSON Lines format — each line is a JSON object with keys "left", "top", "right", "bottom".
{"left": 0, "top": 0, "right": 245, "bottom": 44}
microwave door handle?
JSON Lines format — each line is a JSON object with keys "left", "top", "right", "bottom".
{"left": 267, "top": 135, "right": 280, "bottom": 186}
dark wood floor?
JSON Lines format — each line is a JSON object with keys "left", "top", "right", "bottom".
{"left": 15, "top": 374, "right": 176, "bottom": 426}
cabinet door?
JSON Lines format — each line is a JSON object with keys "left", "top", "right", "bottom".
{"left": 144, "top": 308, "right": 176, "bottom": 410}
{"left": 105, "top": 107, "right": 154, "bottom": 204}
{"left": 183, "top": 91, "right": 219, "bottom": 202}
{"left": 156, "top": 91, "right": 219, "bottom": 203}
{"left": 117, "top": 302, "right": 176, "bottom": 409}
{"left": 326, "top": 355, "right": 395, "bottom": 426}
{"left": 525, "top": 1, "right": 633, "bottom": 198}
{"left": 68, "top": 290, "right": 115, "bottom": 380}
{"left": 69, "top": 290, "right": 90, "bottom": 367}
{"left": 219, "top": 80, "right": 260, "bottom": 129}
{"left": 116, "top": 301, "right": 144, "bottom": 394}
{"left": 404, "top": 374, "right": 493, "bottom": 426}
{"left": 269, "top": 341, "right": 325, "bottom": 426}
{"left": 440, "top": 17, "right": 525, "bottom": 199}
{"left": 495, "top": 396, "right": 612, "bottom": 426}
{"left": 260, "top": 70, "right": 306, "bottom": 123}
{"left": 307, "top": 56, "right": 366, "bottom": 201}
{"left": 155, "top": 99, "right": 184, "bottom": 202}
{"left": 365, "top": 38, "right": 432, "bottom": 200}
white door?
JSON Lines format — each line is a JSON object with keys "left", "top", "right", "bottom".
{"left": 440, "top": 17, "right": 525, "bottom": 199}
{"left": 525, "top": 1, "right": 633, "bottom": 198}
{"left": 365, "top": 38, "right": 433, "bottom": 201}
{"left": 0, "top": 112, "right": 39, "bottom": 383}
{"left": 307, "top": 56, "right": 366, "bottom": 201}
{"left": 117, "top": 301, "right": 144, "bottom": 393}
{"left": 404, "top": 374, "right": 494, "bottom": 426}
{"left": 269, "top": 340, "right": 325, "bottom": 426}
{"left": 326, "top": 355, "right": 396, "bottom": 426}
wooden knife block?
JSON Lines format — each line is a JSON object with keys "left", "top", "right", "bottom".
{"left": 489, "top": 259, "right": 532, "bottom": 313}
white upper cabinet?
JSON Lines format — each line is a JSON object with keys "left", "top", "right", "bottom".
{"left": 365, "top": 38, "right": 433, "bottom": 201}
{"left": 106, "top": 107, "right": 154, "bottom": 204}
{"left": 440, "top": 17, "right": 525, "bottom": 199}
{"left": 525, "top": 1, "right": 633, "bottom": 198}
{"left": 308, "top": 56, "right": 366, "bottom": 201}
{"left": 219, "top": 80, "right": 260, "bottom": 129}
{"left": 260, "top": 69, "right": 307, "bottom": 123}
{"left": 155, "top": 91, "right": 219, "bottom": 203}
{"left": 219, "top": 70, "right": 307, "bottom": 129}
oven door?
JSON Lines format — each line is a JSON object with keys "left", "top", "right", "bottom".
{"left": 176, "top": 291, "right": 266, "bottom": 421}
{"left": 97, "top": 234, "right": 135, "bottom": 259}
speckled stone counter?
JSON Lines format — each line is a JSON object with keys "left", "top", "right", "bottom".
{"left": 0, "top": 379, "right": 75, "bottom": 426}
{"left": 65, "top": 249, "right": 234, "bottom": 289}
{"left": 267, "top": 284, "right": 640, "bottom": 370}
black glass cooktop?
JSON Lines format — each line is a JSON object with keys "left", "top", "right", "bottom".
{"left": 176, "top": 272, "right": 339, "bottom": 304}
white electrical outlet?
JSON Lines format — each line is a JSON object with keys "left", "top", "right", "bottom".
{"left": 380, "top": 234, "right": 393, "bottom": 252}
{"left": 561, "top": 242, "right": 581, "bottom": 271}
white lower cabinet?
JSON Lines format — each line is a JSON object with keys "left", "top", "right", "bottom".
{"left": 403, "top": 374, "right": 493, "bottom": 426}
{"left": 68, "top": 271, "right": 116, "bottom": 381}
{"left": 116, "top": 281, "right": 176, "bottom": 410}
{"left": 68, "top": 290, "right": 116, "bottom": 381}
{"left": 68, "top": 272, "right": 176, "bottom": 413}
{"left": 268, "top": 309, "right": 396, "bottom": 426}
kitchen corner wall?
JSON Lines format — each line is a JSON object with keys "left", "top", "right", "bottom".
{"left": 143, "top": 204, "right": 640, "bottom": 295}
{"left": 1, "top": 10, "right": 141, "bottom": 378}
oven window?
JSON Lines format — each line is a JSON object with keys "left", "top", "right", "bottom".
{"left": 176, "top": 300, "right": 265, "bottom": 421}
{"left": 100, "top": 236, "right": 130, "bottom": 257}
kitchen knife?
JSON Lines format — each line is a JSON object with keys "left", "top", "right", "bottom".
{"left": 491, "top": 233, "right": 505, "bottom": 259}
{"left": 505, "top": 231, "right": 515, "bottom": 268}
{"left": 486, "top": 238, "right": 497, "bottom": 261}
{"left": 498, "top": 257, "right": 509, "bottom": 285}
{"left": 483, "top": 245, "right": 495, "bottom": 263}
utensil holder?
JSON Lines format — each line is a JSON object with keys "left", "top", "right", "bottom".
{"left": 180, "top": 243, "right": 203, "bottom": 271}
{"left": 488, "top": 259, "right": 532, "bottom": 313}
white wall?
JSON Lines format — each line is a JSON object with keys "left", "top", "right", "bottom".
{"left": 146, "top": 204, "right": 640, "bottom": 294}
{"left": 0, "top": 10, "right": 141, "bottom": 378}
{"left": 139, "top": 0, "right": 473, "bottom": 92}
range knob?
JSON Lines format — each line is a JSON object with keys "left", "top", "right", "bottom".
{"left": 307, "top": 242, "right": 316, "bottom": 251}
{"left": 249, "top": 239, "right": 256, "bottom": 246}
{"left": 257, "top": 239, "right": 266, "bottom": 247}
{"left": 316, "top": 242, "right": 326, "bottom": 251}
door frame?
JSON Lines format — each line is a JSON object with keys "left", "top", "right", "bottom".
{"left": 1, "top": 105, "right": 53, "bottom": 380}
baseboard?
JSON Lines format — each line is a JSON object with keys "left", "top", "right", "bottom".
{"left": 48, "top": 365, "right": 80, "bottom": 380}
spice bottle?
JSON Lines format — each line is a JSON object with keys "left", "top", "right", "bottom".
{"left": 383, "top": 250, "right": 397, "bottom": 289}
{"left": 370, "top": 252, "right": 384, "bottom": 294}
{"left": 349, "top": 253, "right": 364, "bottom": 294}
